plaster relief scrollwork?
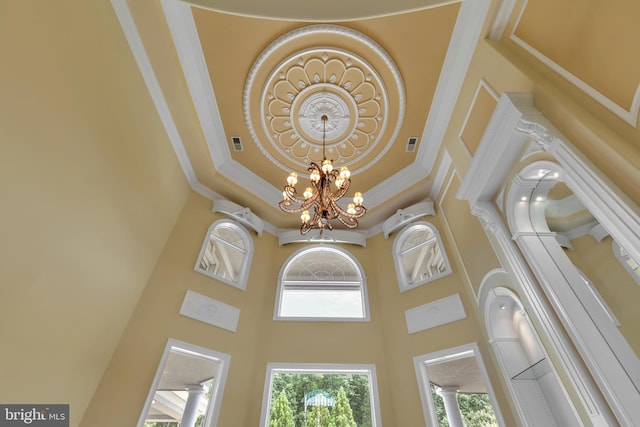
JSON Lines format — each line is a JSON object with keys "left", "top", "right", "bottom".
{"left": 382, "top": 200, "right": 435, "bottom": 238}
{"left": 212, "top": 199, "right": 264, "bottom": 236}
{"left": 179, "top": 290, "right": 240, "bottom": 332}
{"left": 405, "top": 293, "right": 466, "bottom": 334}
{"left": 471, "top": 202, "right": 499, "bottom": 234}
{"left": 515, "top": 118, "right": 554, "bottom": 149}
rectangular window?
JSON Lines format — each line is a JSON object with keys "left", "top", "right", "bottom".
{"left": 414, "top": 343, "right": 504, "bottom": 427}
{"left": 137, "top": 339, "right": 230, "bottom": 427}
{"left": 260, "top": 363, "right": 381, "bottom": 427}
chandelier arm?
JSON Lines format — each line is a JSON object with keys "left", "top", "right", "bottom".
{"left": 308, "top": 162, "right": 322, "bottom": 175}
{"left": 279, "top": 184, "right": 323, "bottom": 213}
{"left": 300, "top": 222, "right": 312, "bottom": 234}
{"left": 328, "top": 198, "right": 366, "bottom": 219}
{"left": 279, "top": 197, "right": 316, "bottom": 213}
{"left": 331, "top": 179, "right": 350, "bottom": 200}
{"left": 301, "top": 209, "right": 320, "bottom": 234}
{"left": 281, "top": 185, "right": 305, "bottom": 205}
{"left": 336, "top": 214, "right": 359, "bottom": 228}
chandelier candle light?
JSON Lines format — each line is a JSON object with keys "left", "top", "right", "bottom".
{"left": 279, "top": 115, "right": 366, "bottom": 235}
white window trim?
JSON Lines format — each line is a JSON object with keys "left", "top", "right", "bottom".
{"left": 259, "top": 362, "right": 382, "bottom": 427}
{"left": 393, "top": 221, "right": 452, "bottom": 292}
{"left": 194, "top": 219, "right": 254, "bottom": 290}
{"left": 273, "top": 244, "right": 370, "bottom": 322}
{"left": 136, "top": 338, "right": 231, "bottom": 427}
{"left": 413, "top": 342, "right": 506, "bottom": 427}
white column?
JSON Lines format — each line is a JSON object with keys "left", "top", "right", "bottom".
{"left": 181, "top": 384, "right": 205, "bottom": 427}
{"left": 436, "top": 386, "right": 464, "bottom": 427}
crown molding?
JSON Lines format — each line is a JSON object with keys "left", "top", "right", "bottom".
{"left": 111, "top": 0, "right": 199, "bottom": 191}
{"left": 277, "top": 229, "right": 367, "bottom": 246}
{"left": 161, "top": 0, "right": 283, "bottom": 208}
{"left": 113, "top": 0, "right": 494, "bottom": 237}
{"left": 417, "top": 0, "right": 493, "bottom": 174}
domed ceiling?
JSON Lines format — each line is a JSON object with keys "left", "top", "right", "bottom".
{"left": 114, "top": 0, "right": 489, "bottom": 234}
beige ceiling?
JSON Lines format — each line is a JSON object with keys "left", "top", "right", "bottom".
{"left": 117, "top": 0, "right": 477, "bottom": 233}
{"left": 193, "top": 5, "right": 457, "bottom": 185}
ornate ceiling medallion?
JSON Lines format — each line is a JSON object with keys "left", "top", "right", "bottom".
{"left": 244, "top": 24, "right": 405, "bottom": 176}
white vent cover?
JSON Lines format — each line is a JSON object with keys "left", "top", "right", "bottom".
{"left": 406, "top": 137, "right": 417, "bottom": 152}
{"left": 231, "top": 136, "right": 243, "bottom": 151}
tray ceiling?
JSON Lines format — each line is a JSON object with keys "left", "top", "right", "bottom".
{"left": 113, "top": 0, "right": 489, "bottom": 233}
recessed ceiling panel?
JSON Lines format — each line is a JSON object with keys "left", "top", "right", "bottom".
{"left": 192, "top": 5, "right": 459, "bottom": 200}
{"left": 244, "top": 24, "right": 405, "bottom": 177}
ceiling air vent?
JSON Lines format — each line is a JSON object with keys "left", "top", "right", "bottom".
{"left": 406, "top": 137, "right": 418, "bottom": 152}
{"left": 231, "top": 136, "right": 243, "bottom": 152}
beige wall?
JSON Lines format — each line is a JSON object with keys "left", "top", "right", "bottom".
{"left": 80, "top": 191, "right": 516, "bottom": 426}
{"left": 567, "top": 235, "right": 640, "bottom": 355}
{"left": 4, "top": 1, "right": 639, "bottom": 426}
{"left": 439, "top": 174, "right": 502, "bottom": 296}
{"left": 0, "top": 1, "right": 190, "bottom": 424}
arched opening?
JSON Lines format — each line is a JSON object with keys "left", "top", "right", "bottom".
{"left": 506, "top": 160, "right": 640, "bottom": 424}
{"left": 480, "top": 273, "right": 580, "bottom": 426}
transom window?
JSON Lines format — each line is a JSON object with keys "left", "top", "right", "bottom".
{"left": 274, "top": 245, "right": 369, "bottom": 321}
{"left": 195, "top": 220, "right": 253, "bottom": 290}
{"left": 393, "top": 221, "right": 451, "bottom": 292}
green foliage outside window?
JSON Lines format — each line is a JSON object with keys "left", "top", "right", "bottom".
{"left": 268, "top": 373, "right": 372, "bottom": 427}
{"left": 270, "top": 390, "right": 295, "bottom": 427}
{"left": 430, "top": 383, "right": 498, "bottom": 427}
{"left": 305, "top": 405, "right": 331, "bottom": 427}
{"left": 331, "top": 387, "right": 357, "bottom": 427}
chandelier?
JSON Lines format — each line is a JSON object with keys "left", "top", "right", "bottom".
{"left": 279, "top": 115, "right": 366, "bottom": 235}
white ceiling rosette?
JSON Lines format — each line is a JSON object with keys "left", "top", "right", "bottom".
{"left": 244, "top": 24, "right": 405, "bottom": 176}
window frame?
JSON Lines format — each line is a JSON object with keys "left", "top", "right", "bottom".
{"left": 273, "top": 244, "right": 370, "bottom": 322}
{"left": 393, "top": 221, "right": 452, "bottom": 292}
{"left": 194, "top": 219, "right": 253, "bottom": 290}
{"left": 413, "top": 342, "right": 506, "bottom": 427}
{"left": 136, "top": 338, "right": 231, "bottom": 427}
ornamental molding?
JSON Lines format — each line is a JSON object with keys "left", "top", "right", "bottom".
{"left": 244, "top": 24, "right": 405, "bottom": 176}
{"left": 471, "top": 202, "right": 499, "bottom": 234}
{"left": 515, "top": 118, "right": 554, "bottom": 149}
{"left": 382, "top": 200, "right": 435, "bottom": 238}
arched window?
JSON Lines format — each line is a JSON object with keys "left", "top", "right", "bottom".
{"left": 274, "top": 245, "right": 369, "bottom": 321}
{"left": 393, "top": 222, "right": 451, "bottom": 292}
{"left": 195, "top": 220, "right": 253, "bottom": 290}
